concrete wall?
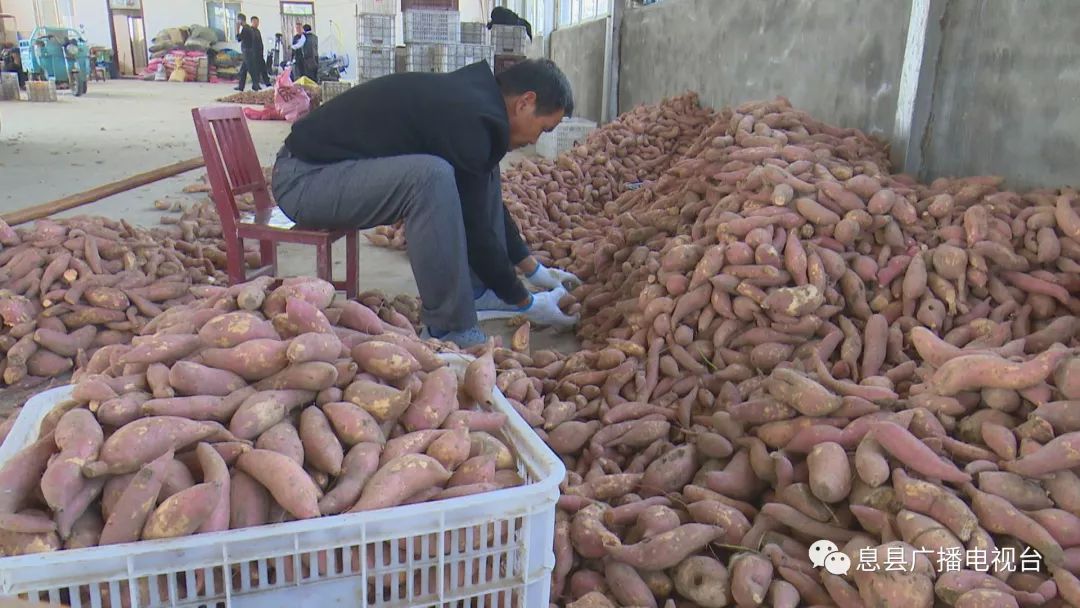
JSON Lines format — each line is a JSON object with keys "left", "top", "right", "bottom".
{"left": 2, "top": 0, "right": 40, "bottom": 37}
{"left": 921, "top": 0, "right": 1080, "bottom": 189}
{"left": 617, "top": 0, "right": 911, "bottom": 139}
{"left": 549, "top": 16, "right": 606, "bottom": 122}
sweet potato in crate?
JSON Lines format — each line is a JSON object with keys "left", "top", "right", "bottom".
{"left": 0, "top": 358, "right": 563, "bottom": 607}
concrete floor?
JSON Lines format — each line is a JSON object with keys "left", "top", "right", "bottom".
{"left": 0, "top": 79, "right": 577, "bottom": 353}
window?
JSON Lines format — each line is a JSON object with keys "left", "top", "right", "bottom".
{"left": 206, "top": 1, "right": 241, "bottom": 38}
{"left": 559, "top": 0, "right": 609, "bottom": 27}
{"left": 281, "top": 2, "right": 314, "bottom": 16}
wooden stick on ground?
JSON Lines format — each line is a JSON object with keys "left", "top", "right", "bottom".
{"left": 2, "top": 156, "right": 206, "bottom": 226}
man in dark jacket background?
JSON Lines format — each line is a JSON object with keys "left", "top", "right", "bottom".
{"left": 234, "top": 13, "right": 262, "bottom": 91}
{"left": 272, "top": 59, "right": 579, "bottom": 347}
{"left": 301, "top": 24, "right": 318, "bottom": 81}
{"left": 250, "top": 16, "right": 269, "bottom": 86}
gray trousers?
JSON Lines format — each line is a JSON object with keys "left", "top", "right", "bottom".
{"left": 272, "top": 147, "right": 511, "bottom": 332}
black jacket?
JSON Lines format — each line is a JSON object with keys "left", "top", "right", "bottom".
{"left": 284, "top": 62, "right": 529, "bottom": 304}
{"left": 236, "top": 24, "right": 253, "bottom": 52}
{"left": 251, "top": 26, "right": 265, "bottom": 56}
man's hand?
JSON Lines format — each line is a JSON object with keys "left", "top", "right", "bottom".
{"left": 524, "top": 262, "right": 582, "bottom": 291}
{"left": 520, "top": 289, "right": 577, "bottom": 328}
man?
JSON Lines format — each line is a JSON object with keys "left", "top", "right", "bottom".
{"left": 234, "top": 14, "right": 261, "bottom": 91}
{"left": 301, "top": 24, "right": 318, "bottom": 82}
{"left": 250, "top": 17, "right": 269, "bottom": 86}
{"left": 273, "top": 59, "right": 580, "bottom": 348}
{"left": 289, "top": 22, "right": 307, "bottom": 80}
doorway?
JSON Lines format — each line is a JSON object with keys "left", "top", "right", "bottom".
{"left": 108, "top": 1, "right": 146, "bottom": 76}
{"left": 280, "top": 1, "right": 314, "bottom": 65}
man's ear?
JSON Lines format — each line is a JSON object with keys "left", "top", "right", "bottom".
{"left": 517, "top": 91, "right": 538, "bottom": 113}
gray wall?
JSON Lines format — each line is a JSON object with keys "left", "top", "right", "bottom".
{"left": 617, "top": 0, "right": 911, "bottom": 139}
{"left": 921, "top": 0, "right": 1080, "bottom": 189}
{"left": 550, "top": 18, "right": 608, "bottom": 122}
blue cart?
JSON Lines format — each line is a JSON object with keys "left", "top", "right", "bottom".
{"left": 27, "top": 26, "right": 89, "bottom": 96}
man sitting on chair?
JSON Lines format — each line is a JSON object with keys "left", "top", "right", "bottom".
{"left": 272, "top": 59, "right": 579, "bottom": 348}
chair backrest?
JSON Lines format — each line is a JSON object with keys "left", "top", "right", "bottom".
{"left": 191, "top": 105, "right": 276, "bottom": 235}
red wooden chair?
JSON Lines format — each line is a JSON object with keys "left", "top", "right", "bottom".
{"left": 191, "top": 105, "right": 358, "bottom": 297}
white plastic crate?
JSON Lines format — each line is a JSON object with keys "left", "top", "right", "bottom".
{"left": 435, "top": 43, "right": 494, "bottom": 73}
{"left": 460, "top": 22, "right": 488, "bottom": 45}
{"left": 357, "top": 46, "right": 396, "bottom": 81}
{"left": 0, "top": 73, "right": 19, "bottom": 101}
{"left": 536, "top": 118, "right": 598, "bottom": 159}
{"left": 357, "top": 13, "right": 395, "bottom": 47}
{"left": 27, "top": 79, "right": 57, "bottom": 102}
{"left": 320, "top": 80, "right": 354, "bottom": 103}
{"left": 490, "top": 25, "right": 527, "bottom": 55}
{"left": 404, "top": 43, "right": 437, "bottom": 72}
{"left": 403, "top": 9, "right": 460, "bottom": 44}
{"left": 0, "top": 355, "right": 564, "bottom": 608}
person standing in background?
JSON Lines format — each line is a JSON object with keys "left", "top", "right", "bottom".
{"left": 301, "top": 24, "right": 319, "bottom": 82}
{"left": 234, "top": 13, "right": 261, "bottom": 91}
{"left": 250, "top": 16, "right": 269, "bottom": 86}
{"left": 289, "top": 21, "right": 307, "bottom": 80}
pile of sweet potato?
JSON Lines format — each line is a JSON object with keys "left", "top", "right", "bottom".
{"left": 0, "top": 277, "right": 522, "bottom": 581}
{"left": 468, "top": 96, "right": 1080, "bottom": 607}
{"left": 0, "top": 214, "right": 241, "bottom": 390}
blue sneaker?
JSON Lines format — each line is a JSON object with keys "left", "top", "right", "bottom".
{"left": 422, "top": 325, "right": 487, "bottom": 349}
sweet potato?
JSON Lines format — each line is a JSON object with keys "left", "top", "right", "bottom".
{"left": 194, "top": 443, "right": 230, "bottom": 533}
{"left": 168, "top": 361, "right": 247, "bottom": 397}
{"left": 198, "top": 311, "right": 279, "bottom": 348}
{"left": 229, "top": 470, "right": 270, "bottom": 529}
{"left": 343, "top": 379, "right": 412, "bottom": 424}
{"left": 605, "top": 523, "right": 721, "bottom": 570}
{"left": 287, "top": 332, "right": 344, "bottom": 364}
{"left": 33, "top": 325, "right": 95, "bottom": 358}
{"left": 254, "top": 361, "right": 339, "bottom": 391}
{"left": 322, "top": 401, "right": 386, "bottom": 445}
{"left": 86, "top": 416, "right": 231, "bottom": 476}
{"left": 349, "top": 454, "right": 451, "bottom": 512}
{"left": 236, "top": 449, "right": 320, "bottom": 519}
{"left": 229, "top": 389, "right": 314, "bottom": 440}
{"left": 119, "top": 334, "right": 201, "bottom": 365}
{"left": 198, "top": 339, "right": 289, "bottom": 381}
{"left": 300, "top": 406, "right": 344, "bottom": 476}
{"left": 318, "top": 443, "right": 381, "bottom": 515}
{"left": 98, "top": 450, "right": 173, "bottom": 545}
{"left": 807, "top": 441, "right": 852, "bottom": 503}
{"left": 400, "top": 366, "right": 458, "bottom": 431}
{"left": 0, "top": 432, "right": 58, "bottom": 513}
{"left": 351, "top": 341, "right": 420, "bottom": 381}
{"left": 464, "top": 346, "right": 496, "bottom": 406}
{"left": 426, "top": 428, "right": 471, "bottom": 470}
{"left": 40, "top": 409, "right": 103, "bottom": 516}
{"left": 142, "top": 481, "right": 221, "bottom": 540}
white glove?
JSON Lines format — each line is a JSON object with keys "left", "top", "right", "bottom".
{"left": 524, "top": 263, "right": 582, "bottom": 291}
{"left": 521, "top": 288, "right": 578, "bottom": 328}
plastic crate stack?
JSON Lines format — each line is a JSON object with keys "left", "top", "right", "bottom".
{"left": 491, "top": 24, "right": 528, "bottom": 75}
{"left": 357, "top": 11, "right": 396, "bottom": 82}
{"left": 536, "top": 117, "right": 598, "bottom": 159}
{"left": 402, "top": 5, "right": 494, "bottom": 74}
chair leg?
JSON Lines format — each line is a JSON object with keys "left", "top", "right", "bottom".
{"left": 316, "top": 241, "right": 331, "bottom": 286}
{"left": 224, "top": 232, "right": 246, "bottom": 285}
{"left": 260, "top": 239, "right": 278, "bottom": 275}
{"left": 345, "top": 231, "right": 359, "bottom": 299}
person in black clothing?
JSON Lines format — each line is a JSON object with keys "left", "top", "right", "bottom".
{"left": 272, "top": 59, "right": 579, "bottom": 348}
{"left": 301, "top": 24, "right": 318, "bottom": 82}
{"left": 234, "top": 14, "right": 261, "bottom": 91}
{"left": 288, "top": 22, "right": 307, "bottom": 80}
{"left": 250, "top": 17, "right": 269, "bottom": 86}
